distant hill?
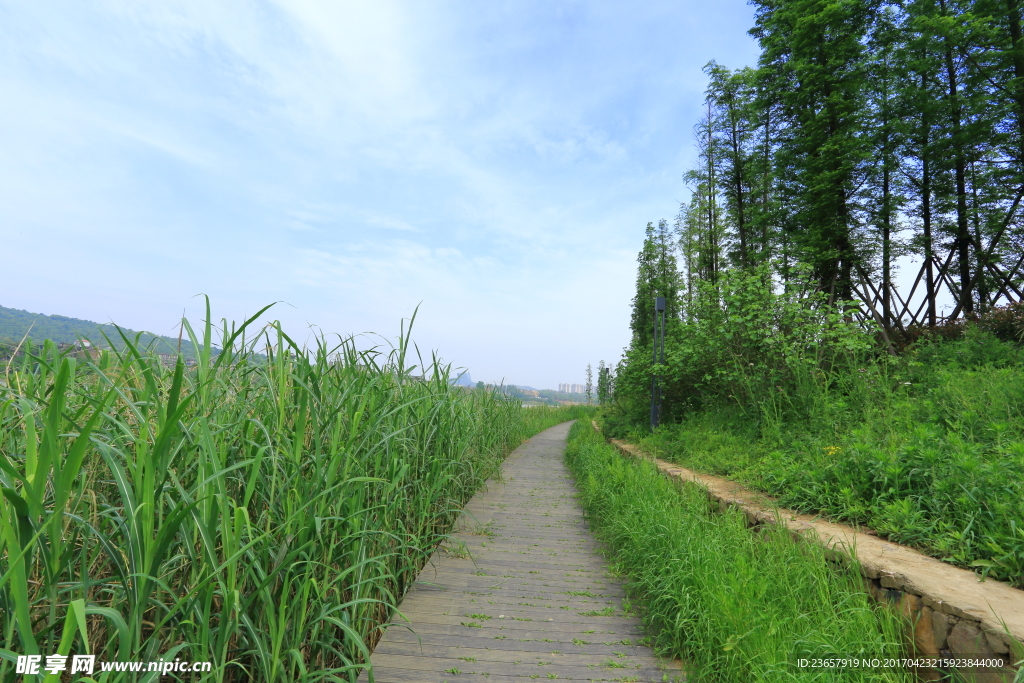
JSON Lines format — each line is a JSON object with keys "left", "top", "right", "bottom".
{"left": 0, "top": 304, "right": 204, "bottom": 360}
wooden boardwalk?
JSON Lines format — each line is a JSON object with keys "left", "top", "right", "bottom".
{"left": 365, "top": 421, "right": 680, "bottom": 683}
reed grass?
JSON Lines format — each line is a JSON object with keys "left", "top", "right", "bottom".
{"left": 0, "top": 304, "right": 583, "bottom": 682}
{"left": 565, "top": 421, "right": 912, "bottom": 683}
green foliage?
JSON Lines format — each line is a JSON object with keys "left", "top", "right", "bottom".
{"left": 0, "top": 304, "right": 563, "bottom": 682}
{"left": 603, "top": 0, "right": 1024, "bottom": 639}
{"left": 630, "top": 220, "right": 680, "bottom": 350}
{"left": 613, "top": 202, "right": 1024, "bottom": 586}
{"left": 668, "top": 1, "right": 1024, "bottom": 327}
{"left": 638, "top": 331, "right": 1024, "bottom": 587}
{"left": 752, "top": 0, "right": 871, "bottom": 300}
{"left": 977, "top": 301, "right": 1024, "bottom": 344}
{"left": 596, "top": 360, "right": 613, "bottom": 406}
{"left": 614, "top": 265, "right": 872, "bottom": 426}
{"left": 913, "top": 323, "right": 1024, "bottom": 369}
{"left": 565, "top": 422, "right": 911, "bottom": 682}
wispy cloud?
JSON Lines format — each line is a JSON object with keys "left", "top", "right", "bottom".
{"left": 0, "top": 0, "right": 759, "bottom": 387}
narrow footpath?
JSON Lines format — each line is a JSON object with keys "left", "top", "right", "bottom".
{"left": 365, "top": 421, "right": 678, "bottom": 683}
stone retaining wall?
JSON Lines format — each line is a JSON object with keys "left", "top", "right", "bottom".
{"left": 598, "top": 426, "right": 1023, "bottom": 683}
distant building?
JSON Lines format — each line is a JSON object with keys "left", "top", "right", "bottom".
{"left": 558, "top": 383, "right": 586, "bottom": 394}
{"left": 58, "top": 340, "right": 100, "bottom": 361}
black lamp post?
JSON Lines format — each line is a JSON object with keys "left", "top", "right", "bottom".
{"left": 650, "top": 296, "right": 666, "bottom": 431}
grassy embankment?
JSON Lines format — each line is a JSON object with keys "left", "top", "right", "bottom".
{"left": 632, "top": 330, "right": 1024, "bottom": 588}
{"left": 565, "top": 421, "right": 912, "bottom": 682}
{"left": 0, "top": 307, "right": 590, "bottom": 682}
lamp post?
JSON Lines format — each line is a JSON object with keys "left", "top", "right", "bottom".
{"left": 650, "top": 296, "right": 666, "bottom": 431}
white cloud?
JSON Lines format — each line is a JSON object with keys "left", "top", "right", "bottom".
{"left": 0, "top": 0, "right": 760, "bottom": 387}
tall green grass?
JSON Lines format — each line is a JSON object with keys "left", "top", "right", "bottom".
{"left": 0, "top": 305, "right": 577, "bottom": 682}
{"left": 565, "top": 422, "right": 912, "bottom": 683}
{"left": 638, "top": 330, "right": 1024, "bottom": 587}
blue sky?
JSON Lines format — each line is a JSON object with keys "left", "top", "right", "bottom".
{"left": 1, "top": 1, "right": 761, "bottom": 388}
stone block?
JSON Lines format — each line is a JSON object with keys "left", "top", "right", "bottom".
{"left": 864, "top": 577, "right": 880, "bottom": 602}
{"left": 899, "top": 591, "right": 922, "bottom": 620}
{"left": 982, "top": 630, "right": 1011, "bottom": 655}
{"left": 947, "top": 603, "right": 984, "bottom": 619}
{"left": 914, "top": 605, "right": 940, "bottom": 658}
{"left": 923, "top": 596, "right": 980, "bottom": 620}
{"left": 931, "top": 610, "right": 951, "bottom": 650}
{"left": 859, "top": 562, "right": 881, "bottom": 579}
{"left": 948, "top": 620, "right": 989, "bottom": 656}
{"left": 880, "top": 572, "right": 909, "bottom": 589}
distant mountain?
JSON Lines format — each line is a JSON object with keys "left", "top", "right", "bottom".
{"left": 0, "top": 304, "right": 204, "bottom": 359}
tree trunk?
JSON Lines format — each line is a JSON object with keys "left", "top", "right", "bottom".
{"left": 727, "top": 99, "right": 748, "bottom": 268}
{"left": 923, "top": 150, "right": 937, "bottom": 327}
{"left": 941, "top": 0, "right": 974, "bottom": 316}
{"left": 1006, "top": 0, "right": 1024, "bottom": 171}
{"left": 882, "top": 132, "right": 892, "bottom": 332}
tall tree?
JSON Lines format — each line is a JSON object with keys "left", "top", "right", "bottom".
{"left": 865, "top": 4, "right": 909, "bottom": 332}
{"left": 705, "top": 63, "right": 763, "bottom": 269}
{"left": 630, "top": 220, "right": 681, "bottom": 349}
{"left": 751, "top": 0, "right": 872, "bottom": 302}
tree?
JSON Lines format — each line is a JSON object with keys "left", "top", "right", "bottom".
{"left": 899, "top": 8, "right": 946, "bottom": 327}
{"left": 630, "top": 220, "right": 681, "bottom": 348}
{"left": 864, "top": 4, "right": 909, "bottom": 333}
{"left": 705, "top": 63, "right": 766, "bottom": 269}
{"left": 585, "top": 363, "right": 593, "bottom": 405}
{"left": 596, "top": 360, "right": 610, "bottom": 405}
{"left": 751, "top": 0, "right": 872, "bottom": 302}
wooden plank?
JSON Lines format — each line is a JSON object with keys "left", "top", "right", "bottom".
{"left": 406, "top": 574, "right": 618, "bottom": 593}
{"left": 398, "top": 592, "right": 622, "bottom": 609}
{"left": 390, "top": 593, "right": 624, "bottom": 613}
{"left": 368, "top": 667, "right": 664, "bottom": 683}
{"left": 371, "top": 628, "right": 647, "bottom": 642}
{"left": 370, "top": 653, "right": 664, "bottom": 680}
{"left": 380, "top": 616, "right": 645, "bottom": 636}
{"left": 377, "top": 629, "right": 649, "bottom": 645}
{"left": 373, "top": 640, "right": 653, "bottom": 659}
{"left": 397, "top": 581, "right": 614, "bottom": 598}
